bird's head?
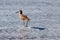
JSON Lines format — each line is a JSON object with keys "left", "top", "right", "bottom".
{"left": 16, "top": 10, "right": 23, "bottom": 14}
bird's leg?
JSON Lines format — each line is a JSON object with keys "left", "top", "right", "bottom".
{"left": 25, "top": 21, "right": 28, "bottom": 27}
{"left": 23, "top": 21, "right": 25, "bottom": 26}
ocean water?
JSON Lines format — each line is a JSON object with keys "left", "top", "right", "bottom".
{"left": 0, "top": 0, "right": 60, "bottom": 40}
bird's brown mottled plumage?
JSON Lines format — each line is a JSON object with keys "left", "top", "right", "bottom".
{"left": 18, "top": 10, "right": 29, "bottom": 22}
{"left": 16, "top": 10, "right": 30, "bottom": 27}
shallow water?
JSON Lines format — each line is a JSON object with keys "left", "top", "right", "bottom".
{"left": 0, "top": 0, "right": 60, "bottom": 40}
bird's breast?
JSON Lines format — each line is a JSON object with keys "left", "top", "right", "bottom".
{"left": 18, "top": 13, "right": 29, "bottom": 21}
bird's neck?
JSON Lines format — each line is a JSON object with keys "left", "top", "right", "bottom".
{"left": 19, "top": 13, "right": 22, "bottom": 15}
{"left": 19, "top": 12, "right": 22, "bottom": 14}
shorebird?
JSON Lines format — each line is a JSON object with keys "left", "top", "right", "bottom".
{"left": 16, "top": 10, "right": 30, "bottom": 27}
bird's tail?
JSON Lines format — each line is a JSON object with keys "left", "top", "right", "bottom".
{"left": 28, "top": 18, "right": 30, "bottom": 21}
